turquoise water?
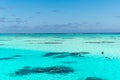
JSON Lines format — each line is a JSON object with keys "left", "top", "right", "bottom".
{"left": 0, "top": 34, "right": 120, "bottom": 80}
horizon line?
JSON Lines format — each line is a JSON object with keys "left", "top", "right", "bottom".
{"left": 0, "top": 32, "right": 120, "bottom": 34}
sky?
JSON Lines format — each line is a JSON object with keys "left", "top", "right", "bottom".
{"left": 0, "top": 0, "right": 120, "bottom": 33}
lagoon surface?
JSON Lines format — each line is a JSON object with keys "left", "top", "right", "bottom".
{"left": 0, "top": 34, "right": 120, "bottom": 80}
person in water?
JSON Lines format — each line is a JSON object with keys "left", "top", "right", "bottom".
{"left": 101, "top": 51, "right": 111, "bottom": 60}
{"left": 101, "top": 51, "right": 104, "bottom": 55}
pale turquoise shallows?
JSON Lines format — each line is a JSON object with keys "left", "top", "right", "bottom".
{"left": 0, "top": 34, "right": 120, "bottom": 80}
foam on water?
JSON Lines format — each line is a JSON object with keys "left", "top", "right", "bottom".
{"left": 0, "top": 34, "right": 120, "bottom": 80}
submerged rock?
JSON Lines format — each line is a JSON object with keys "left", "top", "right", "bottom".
{"left": 43, "top": 52, "right": 89, "bottom": 58}
{"left": 43, "top": 52, "right": 66, "bottom": 57}
{"left": 12, "top": 66, "right": 74, "bottom": 76}
{"left": 24, "top": 66, "right": 31, "bottom": 69}
{"left": 44, "top": 42, "right": 63, "bottom": 44}
{"left": 13, "top": 55, "right": 23, "bottom": 57}
{"left": 44, "top": 66, "right": 74, "bottom": 74}
{"left": 15, "top": 68, "right": 32, "bottom": 76}
{"left": 0, "top": 55, "right": 23, "bottom": 61}
{"left": 53, "top": 55, "right": 69, "bottom": 58}
{"left": 85, "top": 77, "right": 104, "bottom": 80}
{"left": 70, "top": 53, "right": 83, "bottom": 57}
{"left": 32, "top": 67, "right": 45, "bottom": 73}
{"left": 70, "top": 52, "right": 89, "bottom": 57}
{"left": 0, "top": 57, "right": 15, "bottom": 60}
{"left": 74, "top": 52, "right": 90, "bottom": 54}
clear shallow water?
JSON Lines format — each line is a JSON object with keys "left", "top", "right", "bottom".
{"left": 0, "top": 34, "right": 120, "bottom": 80}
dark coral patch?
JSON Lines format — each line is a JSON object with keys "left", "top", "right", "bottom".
{"left": 43, "top": 52, "right": 89, "bottom": 59}
{"left": 12, "top": 66, "right": 74, "bottom": 76}
{"left": 0, "top": 57, "right": 15, "bottom": 60}
{"left": 44, "top": 66, "right": 74, "bottom": 74}
{"left": 0, "top": 55, "right": 23, "bottom": 61}
{"left": 32, "top": 67, "right": 45, "bottom": 73}
{"left": 43, "top": 52, "right": 69, "bottom": 59}
{"left": 70, "top": 52, "right": 90, "bottom": 57}
{"left": 43, "top": 42, "right": 63, "bottom": 44}
{"left": 85, "top": 77, "right": 105, "bottom": 80}
{"left": 24, "top": 66, "right": 31, "bottom": 69}
{"left": 77, "top": 52, "right": 90, "bottom": 54}
{"left": 70, "top": 53, "right": 83, "bottom": 57}
{"left": 13, "top": 55, "right": 23, "bottom": 57}
{"left": 15, "top": 68, "right": 32, "bottom": 76}
{"left": 43, "top": 52, "right": 67, "bottom": 57}
{"left": 53, "top": 55, "right": 69, "bottom": 58}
